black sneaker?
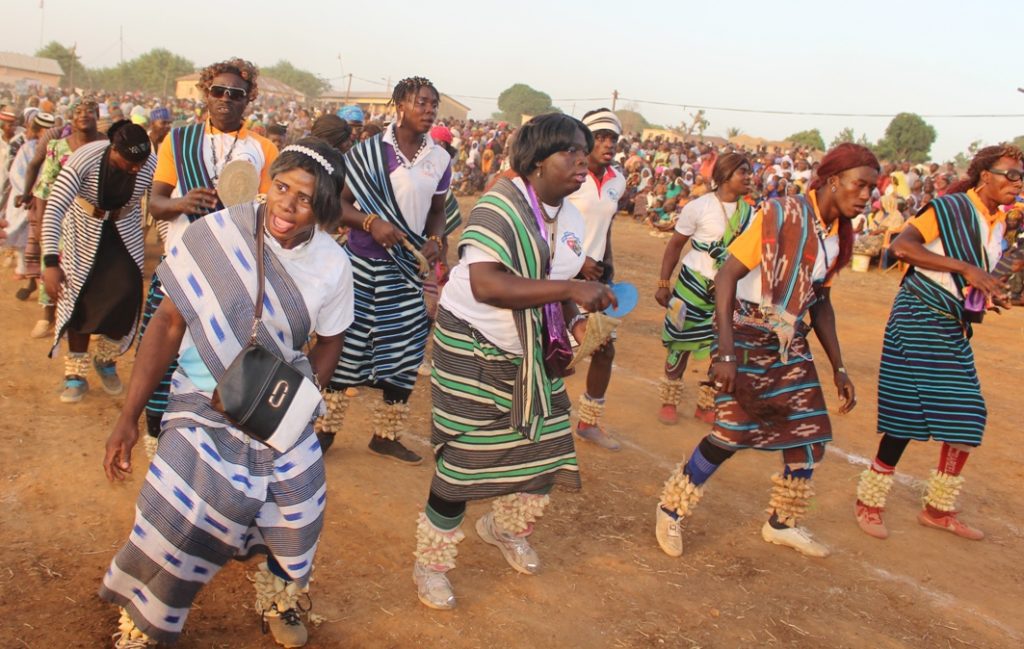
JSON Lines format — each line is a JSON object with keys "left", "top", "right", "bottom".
{"left": 368, "top": 436, "right": 422, "bottom": 465}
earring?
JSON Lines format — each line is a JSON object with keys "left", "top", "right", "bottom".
{"left": 830, "top": 184, "right": 837, "bottom": 193}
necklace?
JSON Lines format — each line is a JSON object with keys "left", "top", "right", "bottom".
{"left": 209, "top": 123, "right": 241, "bottom": 184}
{"left": 392, "top": 123, "right": 427, "bottom": 169}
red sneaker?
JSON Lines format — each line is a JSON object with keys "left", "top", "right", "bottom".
{"left": 917, "top": 508, "right": 984, "bottom": 541}
{"left": 657, "top": 404, "right": 679, "bottom": 425}
{"left": 855, "top": 500, "right": 888, "bottom": 539}
{"left": 693, "top": 406, "right": 715, "bottom": 424}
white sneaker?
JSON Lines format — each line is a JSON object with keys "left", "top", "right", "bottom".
{"left": 30, "top": 319, "right": 53, "bottom": 339}
{"left": 655, "top": 505, "right": 683, "bottom": 557}
{"left": 413, "top": 562, "right": 456, "bottom": 610}
{"left": 760, "top": 521, "right": 830, "bottom": 558}
{"left": 475, "top": 512, "right": 540, "bottom": 575}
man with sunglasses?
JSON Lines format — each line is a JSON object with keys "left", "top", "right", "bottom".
{"left": 139, "top": 58, "right": 279, "bottom": 455}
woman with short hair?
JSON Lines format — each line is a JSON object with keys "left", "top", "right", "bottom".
{"left": 411, "top": 113, "right": 614, "bottom": 610}
{"left": 100, "top": 138, "right": 353, "bottom": 648}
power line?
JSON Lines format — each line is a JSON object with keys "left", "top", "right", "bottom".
{"left": 616, "top": 96, "right": 1024, "bottom": 119}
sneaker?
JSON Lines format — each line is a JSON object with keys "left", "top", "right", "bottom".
{"left": 60, "top": 377, "right": 89, "bottom": 403}
{"left": 412, "top": 562, "right": 456, "bottom": 610}
{"left": 368, "top": 436, "right": 422, "bottom": 465}
{"left": 760, "top": 521, "right": 830, "bottom": 558}
{"left": 657, "top": 404, "right": 679, "bottom": 425}
{"left": 917, "top": 508, "right": 985, "bottom": 541}
{"left": 574, "top": 424, "right": 621, "bottom": 451}
{"left": 655, "top": 505, "right": 683, "bottom": 557}
{"left": 30, "top": 319, "right": 53, "bottom": 339}
{"left": 262, "top": 605, "right": 308, "bottom": 648}
{"left": 475, "top": 512, "right": 540, "bottom": 575}
{"left": 855, "top": 501, "right": 889, "bottom": 540}
{"left": 93, "top": 358, "right": 124, "bottom": 395}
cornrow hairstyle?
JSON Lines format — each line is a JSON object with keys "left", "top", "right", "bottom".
{"left": 947, "top": 144, "right": 1024, "bottom": 195}
{"left": 197, "top": 58, "right": 260, "bottom": 102}
{"left": 390, "top": 76, "right": 439, "bottom": 106}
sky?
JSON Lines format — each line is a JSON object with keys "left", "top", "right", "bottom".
{"left": 6, "top": 0, "right": 1023, "bottom": 160}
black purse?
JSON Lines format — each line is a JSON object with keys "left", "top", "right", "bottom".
{"left": 211, "top": 206, "right": 323, "bottom": 452}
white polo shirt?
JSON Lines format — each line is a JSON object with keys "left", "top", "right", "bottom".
{"left": 381, "top": 123, "right": 452, "bottom": 234}
{"left": 567, "top": 165, "right": 626, "bottom": 260}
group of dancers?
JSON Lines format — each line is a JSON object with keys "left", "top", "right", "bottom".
{"left": 7, "top": 56, "right": 1019, "bottom": 648}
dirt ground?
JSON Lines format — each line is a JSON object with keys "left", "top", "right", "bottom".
{"left": 2, "top": 199, "right": 1022, "bottom": 649}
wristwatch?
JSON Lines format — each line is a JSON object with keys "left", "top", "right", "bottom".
{"left": 715, "top": 354, "right": 738, "bottom": 363}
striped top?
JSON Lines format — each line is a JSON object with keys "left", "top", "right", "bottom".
{"left": 41, "top": 140, "right": 157, "bottom": 355}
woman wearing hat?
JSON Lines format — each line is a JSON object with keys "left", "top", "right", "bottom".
{"left": 41, "top": 121, "right": 157, "bottom": 403}
{"left": 655, "top": 143, "right": 878, "bottom": 560}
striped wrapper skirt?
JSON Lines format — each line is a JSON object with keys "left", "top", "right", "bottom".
{"left": 330, "top": 252, "right": 429, "bottom": 392}
{"left": 99, "top": 426, "right": 326, "bottom": 645}
{"left": 429, "top": 306, "right": 581, "bottom": 502}
{"left": 711, "top": 303, "right": 832, "bottom": 452}
{"left": 138, "top": 271, "right": 177, "bottom": 417}
{"left": 662, "top": 264, "right": 715, "bottom": 359}
{"left": 877, "top": 287, "right": 986, "bottom": 445}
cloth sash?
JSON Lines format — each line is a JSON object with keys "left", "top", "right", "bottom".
{"left": 691, "top": 198, "right": 752, "bottom": 268}
{"left": 459, "top": 177, "right": 553, "bottom": 442}
{"left": 157, "top": 202, "right": 314, "bottom": 428}
{"left": 344, "top": 133, "right": 425, "bottom": 287}
{"left": 758, "top": 195, "right": 822, "bottom": 361}
{"left": 443, "top": 188, "right": 462, "bottom": 236}
{"left": 169, "top": 123, "right": 223, "bottom": 223}
{"left": 902, "top": 193, "right": 988, "bottom": 329}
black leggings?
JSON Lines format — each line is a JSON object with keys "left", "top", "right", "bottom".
{"left": 876, "top": 434, "right": 911, "bottom": 467}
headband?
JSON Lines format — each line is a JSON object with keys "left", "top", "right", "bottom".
{"left": 582, "top": 110, "right": 622, "bottom": 136}
{"left": 282, "top": 144, "right": 334, "bottom": 174}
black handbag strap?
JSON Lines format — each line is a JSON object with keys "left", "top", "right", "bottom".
{"left": 248, "top": 204, "right": 267, "bottom": 345}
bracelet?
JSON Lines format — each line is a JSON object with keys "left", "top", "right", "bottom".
{"left": 715, "top": 354, "right": 738, "bottom": 363}
{"left": 427, "top": 234, "right": 443, "bottom": 247}
{"left": 362, "top": 213, "right": 379, "bottom": 232}
{"left": 657, "top": 279, "right": 672, "bottom": 289}
{"left": 835, "top": 367, "right": 847, "bottom": 374}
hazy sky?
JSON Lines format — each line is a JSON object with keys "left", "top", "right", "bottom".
{"left": 7, "top": 0, "right": 1023, "bottom": 160}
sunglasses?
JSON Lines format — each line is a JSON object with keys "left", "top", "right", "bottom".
{"left": 209, "top": 85, "right": 247, "bottom": 101}
{"left": 988, "top": 167, "right": 1024, "bottom": 182}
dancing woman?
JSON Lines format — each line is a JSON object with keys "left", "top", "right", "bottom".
{"left": 854, "top": 144, "right": 1022, "bottom": 541}
{"left": 100, "top": 139, "right": 352, "bottom": 648}
{"left": 654, "top": 152, "right": 753, "bottom": 425}
{"left": 321, "top": 77, "right": 451, "bottom": 463}
{"left": 411, "top": 114, "right": 614, "bottom": 610}
{"left": 655, "top": 144, "right": 878, "bottom": 559}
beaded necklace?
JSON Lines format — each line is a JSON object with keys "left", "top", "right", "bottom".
{"left": 391, "top": 123, "right": 427, "bottom": 169}
{"left": 209, "top": 123, "right": 241, "bottom": 184}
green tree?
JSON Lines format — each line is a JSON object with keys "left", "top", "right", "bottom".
{"left": 260, "top": 61, "right": 330, "bottom": 100}
{"left": 875, "top": 112, "right": 936, "bottom": 163}
{"left": 1012, "top": 135, "right": 1024, "bottom": 151}
{"left": 787, "top": 128, "right": 825, "bottom": 150}
{"left": 726, "top": 126, "right": 743, "bottom": 138}
{"left": 90, "top": 49, "right": 194, "bottom": 95}
{"left": 615, "top": 109, "right": 649, "bottom": 134}
{"left": 830, "top": 127, "right": 873, "bottom": 149}
{"left": 952, "top": 140, "right": 983, "bottom": 171}
{"left": 35, "top": 41, "right": 86, "bottom": 87}
{"left": 497, "top": 83, "right": 557, "bottom": 121}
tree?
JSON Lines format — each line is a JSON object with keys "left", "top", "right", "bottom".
{"left": 726, "top": 126, "right": 743, "bottom": 138}
{"left": 89, "top": 49, "right": 194, "bottom": 95}
{"left": 831, "top": 127, "right": 873, "bottom": 149}
{"left": 787, "top": 128, "right": 825, "bottom": 151}
{"left": 679, "top": 110, "right": 709, "bottom": 138}
{"left": 497, "top": 83, "right": 557, "bottom": 121}
{"left": 615, "top": 109, "right": 649, "bottom": 134}
{"left": 35, "top": 41, "right": 87, "bottom": 88}
{"left": 952, "top": 140, "right": 983, "bottom": 171}
{"left": 875, "top": 112, "right": 936, "bottom": 163}
{"left": 1013, "top": 135, "right": 1024, "bottom": 151}
{"left": 261, "top": 61, "right": 330, "bottom": 100}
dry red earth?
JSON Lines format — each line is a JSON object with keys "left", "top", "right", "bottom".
{"left": 2, "top": 200, "right": 1022, "bottom": 648}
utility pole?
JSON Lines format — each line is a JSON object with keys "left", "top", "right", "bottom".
{"left": 344, "top": 74, "right": 353, "bottom": 104}
{"left": 611, "top": 89, "right": 619, "bottom": 111}
{"left": 120, "top": 25, "right": 124, "bottom": 63}
{"left": 39, "top": 0, "right": 45, "bottom": 49}
{"left": 68, "top": 43, "right": 76, "bottom": 90}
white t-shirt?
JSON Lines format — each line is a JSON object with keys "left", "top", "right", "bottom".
{"left": 173, "top": 224, "right": 354, "bottom": 392}
{"left": 441, "top": 178, "right": 587, "bottom": 354}
{"left": 382, "top": 124, "right": 452, "bottom": 235}
{"left": 675, "top": 192, "right": 738, "bottom": 280}
{"left": 918, "top": 214, "right": 1003, "bottom": 298}
{"left": 567, "top": 166, "right": 626, "bottom": 260}
{"left": 735, "top": 225, "right": 840, "bottom": 304}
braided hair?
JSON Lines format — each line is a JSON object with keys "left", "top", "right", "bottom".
{"left": 947, "top": 144, "right": 1024, "bottom": 195}
{"left": 197, "top": 58, "right": 260, "bottom": 102}
{"left": 390, "top": 76, "right": 439, "bottom": 107}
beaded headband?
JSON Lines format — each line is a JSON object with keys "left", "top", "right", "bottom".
{"left": 281, "top": 144, "right": 334, "bottom": 174}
